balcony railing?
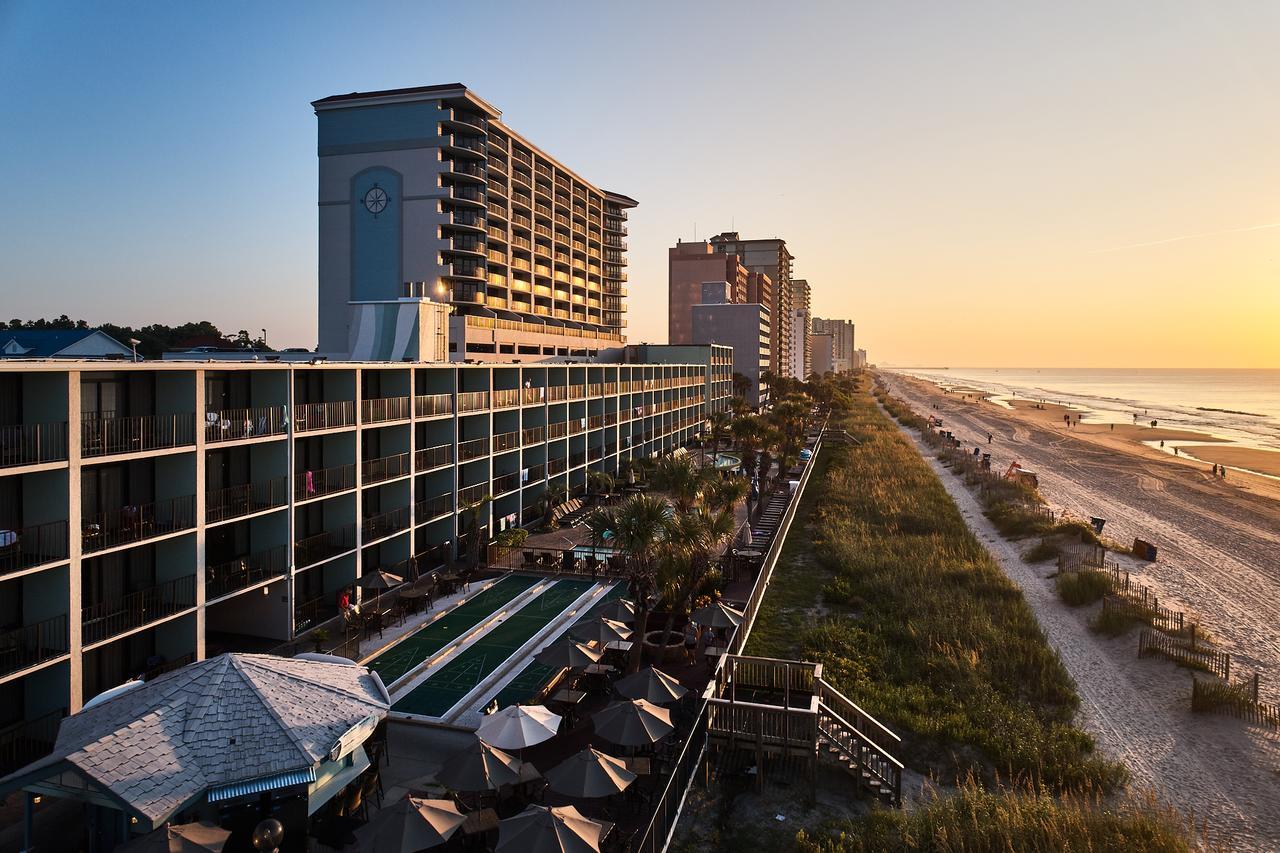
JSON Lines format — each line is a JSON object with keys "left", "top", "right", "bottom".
{"left": 0, "top": 519, "right": 69, "bottom": 577}
{"left": 492, "top": 472, "right": 519, "bottom": 495}
{"left": 493, "top": 431, "right": 519, "bottom": 453}
{"left": 205, "top": 406, "right": 287, "bottom": 443}
{"left": 458, "top": 437, "right": 489, "bottom": 462}
{"left": 362, "top": 507, "right": 410, "bottom": 542}
{"left": 548, "top": 457, "right": 567, "bottom": 476}
{"left": 522, "top": 426, "right": 545, "bottom": 445}
{"left": 525, "top": 463, "right": 545, "bottom": 483}
{"left": 493, "top": 388, "right": 520, "bottom": 408}
{"left": 296, "top": 462, "right": 356, "bottom": 501}
{"left": 81, "top": 412, "right": 195, "bottom": 458}
{"left": 522, "top": 387, "right": 544, "bottom": 405}
{"left": 295, "top": 400, "right": 356, "bottom": 432}
{"left": 458, "top": 483, "right": 487, "bottom": 506}
{"left": 415, "top": 443, "right": 453, "bottom": 471}
{"left": 415, "top": 493, "right": 453, "bottom": 524}
{"left": 362, "top": 452, "right": 411, "bottom": 484}
{"left": 82, "top": 495, "right": 197, "bottom": 553}
{"left": 415, "top": 393, "right": 453, "bottom": 418}
{"left": 548, "top": 422, "right": 568, "bottom": 440}
{"left": 0, "top": 708, "right": 64, "bottom": 777}
{"left": 82, "top": 574, "right": 196, "bottom": 646}
{"left": 293, "top": 595, "right": 337, "bottom": 635}
{"left": 295, "top": 523, "right": 357, "bottom": 568}
{"left": 362, "top": 396, "right": 410, "bottom": 424}
{"left": 206, "top": 544, "right": 289, "bottom": 601}
{"left": 0, "top": 422, "right": 68, "bottom": 468}
{"left": 206, "top": 476, "right": 288, "bottom": 523}
{"left": 0, "top": 613, "right": 68, "bottom": 678}
{"left": 457, "top": 390, "right": 490, "bottom": 413}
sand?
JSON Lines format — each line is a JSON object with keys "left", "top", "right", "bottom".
{"left": 882, "top": 373, "right": 1280, "bottom": 852}
{"left": 1182, "top": 445, "right": 1280, "bottom": 479}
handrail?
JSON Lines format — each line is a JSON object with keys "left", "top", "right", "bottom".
{"left": 0, "top": 421, "right": 68, "bottom": 467}
{"left": 819, "top": 678, "right": 901, "bottom": 745}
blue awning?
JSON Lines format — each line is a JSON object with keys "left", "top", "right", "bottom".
{"left": 207, "top": 767, "right": 317, "bottom": 803}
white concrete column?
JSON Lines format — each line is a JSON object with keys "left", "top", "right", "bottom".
{"left": 65, "top": 370, "right": 83, "bottom": 713}
{"left": 192, "top": 370, "right": 206, "bottom": 662}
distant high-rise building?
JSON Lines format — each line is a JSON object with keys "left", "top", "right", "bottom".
{"left": 811, "top": 332, "right": 834, "bottom": 375}
{"left": 667, "top": 241, "right": 750, "bottom": 344}
{"left": 709, "top": 233, "right": 794, "bottom": 379}
{"left": 313, "top": 83, "right": 635, "bottom": 362}
{"left": 811, "top": 317, "right": 855, "bottom": 373}
{"left": 854, "top": 348, "right": 868, "bottom": 368}
{"left": 789, "top": 279, "right": 811, "bottom": 379}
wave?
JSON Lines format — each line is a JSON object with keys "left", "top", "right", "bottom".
{"left": 1197, "top": 407, "right": 1267, "bottom": 417}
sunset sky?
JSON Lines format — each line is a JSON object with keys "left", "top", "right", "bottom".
{"left": 2, "top": 1, "right": 1278, "bottom": 367}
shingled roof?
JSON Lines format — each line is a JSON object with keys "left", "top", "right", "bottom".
{"left": 1, "top": 654, "right": 390, "bottom": 827}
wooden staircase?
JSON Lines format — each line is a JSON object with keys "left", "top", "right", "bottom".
{"left": 816, "top": 679, "right": 902, "bottom": 806}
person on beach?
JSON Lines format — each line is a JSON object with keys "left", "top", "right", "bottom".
{"left": 988, "top": 432, "right": 993, "bottom": 444}
{"left": 1110, "top": 423, "right": 1114, "bottom": 431}
{"left": 1222, "top": 467, "right": 1227, "bottom": 480}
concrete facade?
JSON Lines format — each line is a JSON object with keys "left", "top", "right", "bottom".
{"left": 666, "top": 241, "right": 750, "bottom": 345}
{"left": 811, "top": 317, "right": 855, "bottom": 373}
{"left": 690, "top": 303, "right": 771, "bottom": 407}
{"left": 811, "top": 333, "right": 834, "bottom": 375}
{"left": 708, "top": 233, "right": 794, "bottom": 379}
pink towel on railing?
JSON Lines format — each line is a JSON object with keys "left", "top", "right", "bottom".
{"left": 305, "top": 470, "right": 315, "bottom": 495}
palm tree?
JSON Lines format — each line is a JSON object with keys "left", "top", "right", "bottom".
{"left": 653, "top": 506, "right": 738, "bottom": 655}
{"left": 591, "top": 494, "right": 670, "bottom": 673}
{"left": 730, "top": 415, "right": 764, "bottom": 478}
{"left": 586, "top": 469, "right": 615, "bottom": 501}
{"left": 649, "top": 454, "right": 706, "bottom": 513}
{"left": 538, "top": 483, "right": 568, "bottom": 528}
{"left": 461, "top": 494, "right": 494, "bottom": 569}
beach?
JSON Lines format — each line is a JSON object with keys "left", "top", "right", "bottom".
{"left": 881, "top": 371, "right": 1280, "bottom": 851}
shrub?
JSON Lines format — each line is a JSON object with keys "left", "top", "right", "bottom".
{"left": 1090, "top": 606, "right": 1142, "bottom": 637}
{"left": 1056, "top": 571, "right": 1115, "bottom": 606}
{"left": 1024, "top": 538, "right": 1062, "bottom": 563}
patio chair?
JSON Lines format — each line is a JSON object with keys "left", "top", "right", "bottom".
{"left": 522, "top": 550, "right": 538, "bottom": 569}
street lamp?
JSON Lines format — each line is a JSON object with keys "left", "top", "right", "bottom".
{"left": 128, "top": 338, "right": 141, "bottom": 362}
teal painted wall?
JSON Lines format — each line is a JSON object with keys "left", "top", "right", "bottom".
{"left": 352, "top": 167, "right": 404, "bottom": 303}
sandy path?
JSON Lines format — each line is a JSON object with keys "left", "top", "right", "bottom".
{"left": 880, "top": 378, "right": 1280, "bottom": 851}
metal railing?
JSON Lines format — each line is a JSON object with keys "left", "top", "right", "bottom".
{"left": 458, "top": 483, "right": 487, "bottom": 506}
{"left": 81, "top": 412, "right": 195, "bottom": 458}
{"left": 522, "top": 426, "right": 545, "bottom": 445}
{"left": 458, "top": 390, "right": 490, "bottom": 413}
{"left": 294, "top": 523, "right": 357, "bottom": 568}
{"left": 0, "top": 421, "right": 68, "bottom": 468}
{"left": 493, "top": 431, "right": 520, "bottom": 453}
{"left": 362, "top": 396, "right": 411, "bottom": 423}
{"left": 415, "top": 493, "right": 453, "bottom": 524}
{"left": 0, "top": 708, "right": 64, "bottom": 777}
{"left": 81, "top": 574, "right": 196, "bottom": 646}
{"left": 458, "top": 437, "right": 489, "bottom": 462}
{"left": 204, "top": 405, "right": 287, "bottom": 443}
{"left": 493, "top": 388, "right": 520, "bottom": 408}
{"left": 492, "top": 472, "right": 520, "bottom": 495}
{"left": 415, "top": 443, "right": 453, "bottom": 471}
{"left": 82, "top": 495, "right": 197, "bottom": 553}
{"left": 206, "top": 476, "right": 288, "bottom": 523}
{"left": 415, "top": 393, "right": 453, "bottom": 418}
{"left": 363, "top": 452, "right": 411, "bottom": 484}
{"left": 0, "top": 519, "right": 69, "bottom": 576}
{"left": 0, "top": 613, "right": 68, "bottom": 678}
{"left": 293, "top": 595, "right": 337, "bottom": 635}
{"left": 206, "top": 545, "right": 289, "bottom": 601}
{"left": 294, "top": 400, "right": 356, "bottom": 432}
{"left": 295, "top": 462, "right": 356, "bottom": 501}
{"left": 362, "top": 507, "right": 410, "bottom": 542}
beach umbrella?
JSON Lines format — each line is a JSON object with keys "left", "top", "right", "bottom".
{"left": 359, "top": 568, "right": 404, "bottom": 609}
{"left": 477, "top": 704, "right": 563, "bottom": 750}
{"left": 570, "top": 616, "right": 633, "bottom": 645}
{"left": 116, "top": 822, "right": 230, "bottom": 852}
{"left": 436, "top": 737, "right": 524, "bottom": 791}
{"left": 497, "top": 804, "right": 602, "bottom": 853}
{"left": 598, "top": 598, "right": 637, "bottom": 624}
{"left": 545, "top": 747, "right": 636, "bottom": 798}
{"left": 354, "top": 797, "right": 465, "bottom": 852}
{"left": 614, "top": 667, "right": 687, "bottom": 705}
{"left": 691, "top": 601, "right": 744, "bottom": 629}
{"left": 535, "top": 638, "right": 603, "bottom": 670}
{"left": 591, "top": 699, "right": 673, "bottom": 746}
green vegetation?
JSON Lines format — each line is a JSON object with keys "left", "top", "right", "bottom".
{"left": 1056, "top": 570, "right": 1117, "bottom": 607}
{"left": 5, "top": 315, "right": 273, "bottom": 357}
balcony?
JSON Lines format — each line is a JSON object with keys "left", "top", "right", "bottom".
{"left": 445, "top": 261, "right": 486, "bottom": 281}
{"left": 205, "top": 544, "right": 288, "bottom": 602}
{"left": 493, "top": 388, "right": 520, "bottom": 408}
{"left": 362, "top": 396, "right": 411, "bottom": 424}
{"left": 492, "top": 472, "right": 519, "bottom": 495}
{"left": 493, "top": 431, "right": 519, "bottom": 453}
{"left": 295, "top": 400, "right": 356, "bottom": 432}
{"left": 524, "top": 463, "right": 545, "bottom": 483}
{"left": 362, "top": 507, "right": 410, "bottom": 542}
{"left": 82, "top": 574, "right": 196, "bottom": 646}
{"left": 522, "top": 426, "right": 545, "bottom": 445}
{"left": 415, "top": 493, "right": 453, "bottom": 524}
{"left": 458, "top": 483, "right": 487, "bottom": 506}
{"left": 363, "top": 451, "right": 411, "bottom": 485}
{"left": 206, "top": 476, "right": 288, "bottom": 524}
{"left": 548, "top": 457, "right": 567, "bottom": 476}
{"left": 448, "top": 185, "right": 485, "bottom": 206}
{"left": 295, "top": 523, "right": 357, "bottom": 569}
{"left": 0, "top": 708, "right": 63, "bottom": 777}
{"left": 0, "top": 614, "right": 68, "bottom": 678}
{"left": 450, "top": 210, "right": 485, "bottom": 230}
{"left": 444, "top": 159, "right": 485, "bottom": 180}
{"left": 0, "top": 519, "right": 69, "bottom": 577}
{"left": 443, "top": 134, "right": 486, "bottom": 155}
{"left": 415, "top": 443, "right": 453, "bottom": 471}
{"left": 457, "top": 390, "right": 490, "bottom": 413}
{"left": 415, "top": 393, "right": 453, "bottom": 418}
{"left": 81, "top": 412, "right": 195, "bottom": 459}
{"left": 0, "top": 422, "right": 67, "bottom": 469}
{"left": 458, "top": 437, "right": 489, "bottom": 462}
{"left": 205, "top": 406, "right": 287, "bottom": 443}
{"left": 486, "top": 202, "right": 507, "bottom": 220}
{"left": 295, "top": 462, "right": 356, "bottom": 501}
{"left": 82, "top": 495, "right": 196, "bottom": 554}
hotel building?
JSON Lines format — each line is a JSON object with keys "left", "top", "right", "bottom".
{"left": 789, "top": 279, "right": 811, "bottom": 380}
{"left": 708, "top": 233, "right": 795, "bottom": 380}
{"left": 811, "top": 317, "right": 856, "bottom": 373}
{"left": 666, "top": 241, "right": 751, "bottom": 345}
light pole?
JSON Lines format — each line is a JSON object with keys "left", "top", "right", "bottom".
{"left": 128, "top": 338, "right": 141, "bottom": 362}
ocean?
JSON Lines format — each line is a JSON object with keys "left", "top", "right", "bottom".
{"left": 889, "top": 368, "right": 1280, "bottom": 452}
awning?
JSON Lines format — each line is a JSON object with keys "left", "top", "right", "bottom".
{"left": 207, "top": 767, "right": 316, "bottom": 803}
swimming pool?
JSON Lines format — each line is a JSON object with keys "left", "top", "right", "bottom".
{"left": 715, "top": 452, "right": 742, "bottom": 469}
{"left": 391, "top": 578, "right": 598, "bottom": 719}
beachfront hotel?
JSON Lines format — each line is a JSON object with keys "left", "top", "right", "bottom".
{"left": 0, "top": 82, "right": 732, "bottom": 771}
{"left": 708, "top": 232, "right": 796, "bottom": 380}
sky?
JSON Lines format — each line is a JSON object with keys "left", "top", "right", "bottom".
{"left": 2, "top": 1, "right": 1278, "bottom": 368}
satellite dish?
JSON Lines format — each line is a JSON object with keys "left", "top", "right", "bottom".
{"left": 251, "top": 818, "right": 283, "bottom": 852}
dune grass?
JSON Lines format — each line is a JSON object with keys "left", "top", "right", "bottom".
{"left": 1056, "top": 570, "right": 1118, "bottom": 607}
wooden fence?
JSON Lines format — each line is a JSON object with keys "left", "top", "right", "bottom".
{"left": 1192, "top": 674, "right": 1280, "bottom": 729}
{"left": 1138, "top": 629, "right": 1230, "bottom": 680}
{"left": 1103, "top": 586, "right": 1186, "bottom": 635}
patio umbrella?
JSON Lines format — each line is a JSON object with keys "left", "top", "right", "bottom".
{"left": 359, "top": 569, "right": 404, "bottom": 609}
{"left": 354, "top": 797, "right": 466, "bottom": 852}
{"left": 545, "top": 747, "right": 636, "bottom": 798}
{"left": 117, "top": 822, "right": 230, "bottom": 852}
{"left": 535, "top": 639, "right": 603, "bottom": 670}
{"left": 436, "top": 737, "right": 524, "bottom": 791}
{"left": 497, "top": 804, "right": 602, "bottom": 853}
{"left": 570, "top": 617, "right": 632, "bottom": 645}
{"left": 691, "top": 601, "right": 744, "bottom": 629}
{"left": 477, "top": 704, "right": 563, "bottom": 750}
{"left": 598, "top": 598, "right": 637, "bottom": 624}
{"left": 614, "top": 667, "right": 687, "bottom": 705}
{"left": 591, "top": 699, "right": 674, "bottom": 747}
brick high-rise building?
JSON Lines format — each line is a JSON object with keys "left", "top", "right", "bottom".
{"left": 708, "top": 233, "right": 794, "bottom": 379}
{"left": 666, "top": 240, "right": 750, "bottom": 345}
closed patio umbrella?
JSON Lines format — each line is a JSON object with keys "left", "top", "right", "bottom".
{"left": 497, "top": 804, "right": 602, "bottom": 853}
{"left": 545, "top": 747, "right": 636, "bottom": 798}
{"left": 691, "top": 601, "right": 744, "bottom": 629}
{"left": 598, "top": 598, "right": 637, "bottom": 624}
{"left": 535, "top": 639, "right": 603, "bottom": 670}
{"left": 436, "top": 737, "right": 524, "bottom": 791}
{"left": 614, "top": 667, "right": 687, "bottom": 705}
{"left": 117, "top": 822, "right": 230, "bottom": 852}
{"left": 570, "top": 617, "right": 632, "bottom": 646}
{"left": 591, "top": 699, "right": 673, "bottom": 747}
{"left": 477, "top": 704, "right": 563, "bottom": 750}
{"left": 354, "top": 797, "right": 466, "bottom": 852}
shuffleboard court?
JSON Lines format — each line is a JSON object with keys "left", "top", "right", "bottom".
{"left": 392, "top": 578, "right": 596, "bottom": 718}
{"left": 366, "top": 574, "right": 540, "bottom": 686}
{"left": 489, "top": 584, "right": 626, "bottom": 709}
